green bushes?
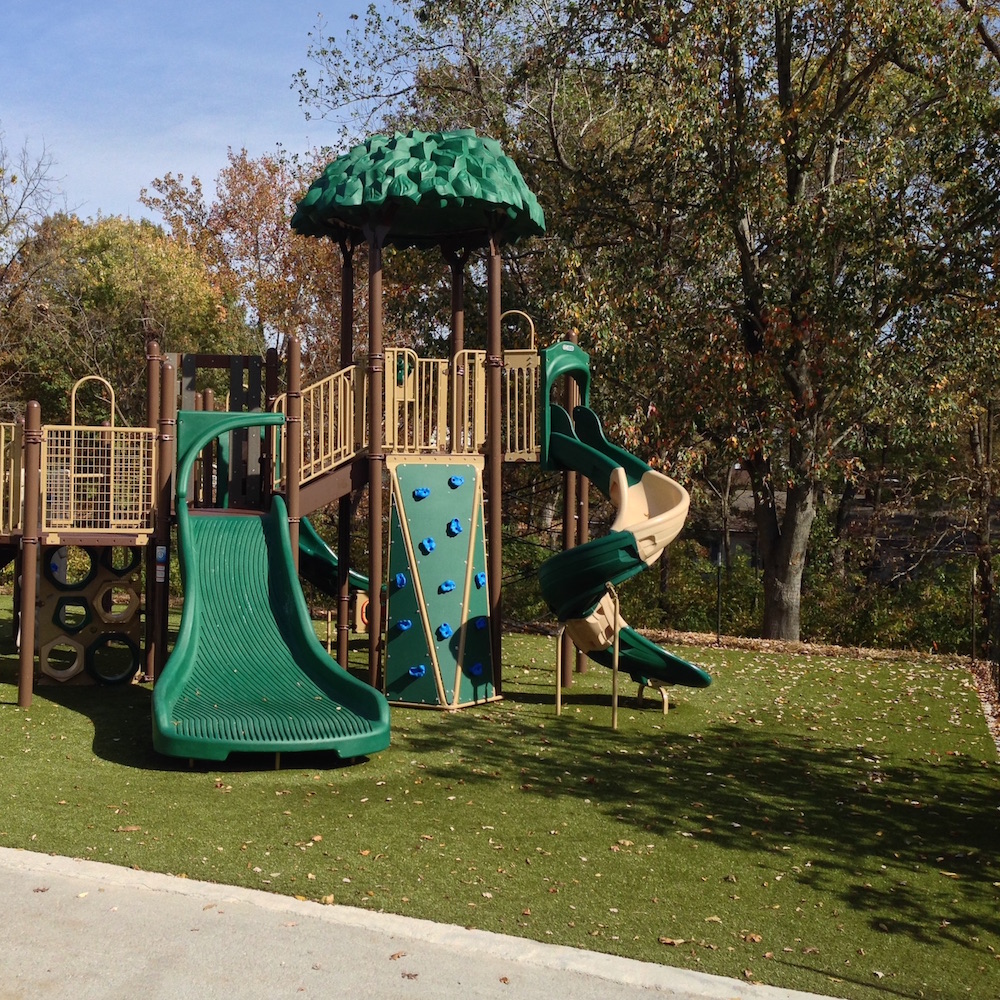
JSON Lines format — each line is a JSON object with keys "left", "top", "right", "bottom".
{"left": 504, "top": 528, "right": 975, "bottom": 654}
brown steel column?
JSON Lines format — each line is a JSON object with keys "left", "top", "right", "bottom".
{"left": 337, "top": 243, "right": 355, "bottom": 669}
{"left": 576, "top": 471, "right": 589, "bottom": 674}
{"left": 444, "top": 246, "right": 468, "bottom": 359}
{"left": 486, "top": 239, "right": 503, "bottom": 692}
{"left": 143, "top": 340, "right": 161, "bottom": 679}
{"left": 560, "top": 368, "right": 579, "bottom": 687}
{"left": 366, "top": 236, "right": 385, "bottom": 688}
{"left": 286, "top": 337, "right": 302, "bottom": 572}
{"left": 152, "top": 361, "right": 176, "bottom": 682}
{"left": 263, "top": 346, "right": 279, "bottom": 505}
{"left": 17, "top": 401, "right": 41, "bottom": 708}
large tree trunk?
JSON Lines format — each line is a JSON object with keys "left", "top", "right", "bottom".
{"left": 750, "top": 456, "right": 817, "bottom": 640}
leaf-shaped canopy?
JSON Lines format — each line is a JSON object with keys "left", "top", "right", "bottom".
{"left": 291, "top": 129, "right": 546, "bottom": 250}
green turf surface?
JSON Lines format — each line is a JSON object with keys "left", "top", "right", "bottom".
{"left": 2, "top": 602, "right": 997, "bottom": 1000}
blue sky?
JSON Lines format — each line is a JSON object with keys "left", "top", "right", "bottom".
{"left": 3, "top": 1, "right": 358, "bottom": 220}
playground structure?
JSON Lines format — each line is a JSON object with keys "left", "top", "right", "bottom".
{"left": 1, "top": 129, "right": 709, "bottom": 763}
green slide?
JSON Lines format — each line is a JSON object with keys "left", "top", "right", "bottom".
{"left": 152, "top": 411, "right": 390, "bottom": 761}
{"left": 299, "top": 516, "right": 370, "bottom": 595}
{"left": 538, "top": 343, "right": 710, "bottom": 689}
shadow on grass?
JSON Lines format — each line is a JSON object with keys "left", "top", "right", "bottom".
{"left": 400, "top": 697, "right": 1000, "bottom": 956}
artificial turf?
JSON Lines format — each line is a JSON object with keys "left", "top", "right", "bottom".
{"left": 1, "top": 603, "right": 997, "bottom": 1000}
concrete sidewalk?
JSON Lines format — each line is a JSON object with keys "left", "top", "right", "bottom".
{"left": 1, "top": 847, "right": 839, "bottom": 1000}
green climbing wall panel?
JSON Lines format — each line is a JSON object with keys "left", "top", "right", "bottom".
{"left": 385, "top": 457, "right": 497, "bottom": 708}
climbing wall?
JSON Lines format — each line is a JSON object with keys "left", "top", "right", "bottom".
{"left": 384, "top": 457, "right": 497, "bottom": 708}
{"left": 35, "top": 545, "right": 143, "bottom": 685}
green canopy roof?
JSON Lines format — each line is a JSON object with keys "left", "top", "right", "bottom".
{"left": 291, "top": 129, "right": 545, "bottom": 249}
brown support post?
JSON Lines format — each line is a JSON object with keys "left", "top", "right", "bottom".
{"left": 443, "top": 246, "right": 468, "bottom": 359}
{"left": 201, "top": 388, "right": 215, "bottom": 507}
{"left": 337, "top": 243, "right": 355, "bottom": 669}
{"left": 17, "top": 402, "right": 42, "bottom": 708}
{"left": 576, "top": 471, "right": 590, "bottom": 674}
{"left": 366, "top": 235, "right": 385, "bottom": 688}
{"left": 286, "top": 338, "right": 302, "bottom": 573}
{"left": 486, "top": 238, "right": 504, "bottom": 692}
{"left": 151, "top": 361, "right": 176, "bottom": 682}
{"left": 263, "top": 346, "right": 279, "bottom": 505}
{"left": 144, "top": 341, "right": 161, "bottom": 679}
{"left": 560, "top": 368, "right": 579, "bottom": 687}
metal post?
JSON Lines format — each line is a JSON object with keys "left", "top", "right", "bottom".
{"left": 609, "top": 583, "right": 620, "bottom": 731}
{"left": 151, "top": 360, "right": 176, "bottom": 682}
{"left": 263, "top": 346, "right": 279, "bottom": 506}
{"left": 555, "top": 625, "right": 565, "bottom": 716}
{"left": 201, "top": 388, "right": 215, "bottom": 507}
{"left": 17, "top": 401, "right": 41, "bottom": 708}
{"left": 576, "top": 472, "right": 589, "bottom": 674}
{"left": 143, "top": 340, "right": 161, "bottom": 679}
{"left": 338, "top": 243, "right": 355, "bottom": 669}
{"left": 367, "top": 236, "right": 385, "bottom": 688}
{"left": 561, "top": 362, "right": 579, "bottom": 688}
{"left": 286, "top": 337, "right": 302, "bottom": 573}
{"left": 486, "top": 239, "right": 503, "bottom": 692}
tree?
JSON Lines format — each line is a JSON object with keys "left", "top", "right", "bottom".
{"left": 141, "top": 148, "right": 350, "bottom": 367}
{"left": 3, "top": 214, "right": 259, "bottom": 424}
{"left": 298, "top": 1, "right": 1000, "bottom": 640}
{"left": 0, "top": 128, "right": 59, "bottom": 416}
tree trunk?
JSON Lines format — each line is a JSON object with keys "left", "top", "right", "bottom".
{"left": 751, "top": 463, "right": 817, "bottom": 641}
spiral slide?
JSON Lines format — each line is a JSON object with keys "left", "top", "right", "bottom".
{"left": 152, "top": 412, "right": 390, "bottom": 761}
{"left": 538, "top": 389, "right": 711, "bottom": 690}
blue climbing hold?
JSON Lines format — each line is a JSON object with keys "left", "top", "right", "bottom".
{"left": 475, "top": 616, "right": 488, "bottom": 630}
{"left": 439, "top": 579, "right": 456, "bottom": 593}
{"left": 436, "top": 623, "right": 453, "bottom": 640}
{"left": 474, "top": 571, "right": 486, "bottom": 589}
{"left": 419, "top": 537, "right": 436, "bottom": 554}
{"left": 469, "top": 661, "right": 484, "bottom": 677}
{"left": 395, "top": 572, "right": 408, "bottom": 589}
{"left": 413, "top": 487, "right": 430, "bottom": 500}
{"left": 397, "top": 619, "right": 413, "bottom": 632}
{"left": 408, "top": 663, "right": 427, "bottom": 678}
{"left": 448, "top": 475, "right": 465, "bottom": 489}
{"left": 446, "top": 518, "right": 463, "bottom": 537}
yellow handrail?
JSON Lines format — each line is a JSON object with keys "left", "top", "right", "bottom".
{"left": 0, "top": 422, "right": 22, "bottom": 535}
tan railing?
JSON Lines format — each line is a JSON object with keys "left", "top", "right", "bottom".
{"left": 452, "top": 350, "right": 488, "bottom": 455}
{"left": 276, "top": 346, "right": 541, "bottom": 490}
{"left": 40, "top": 425, "right": 157, "bottom": 535}
{"left": 385, "top": 348, "right": 451, "bottom": 453}
{"left": 1, "top": 422, "right": 22, "bottom": 535}
{"left": 503, "top": 349, "right": 540, "bottom": 462}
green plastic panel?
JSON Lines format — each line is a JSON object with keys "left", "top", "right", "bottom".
{"left": 385, "top": 460, "right": 495, "bottom": 708}
{"left": 292, "top": 129, "right": 545, "bottom": 250}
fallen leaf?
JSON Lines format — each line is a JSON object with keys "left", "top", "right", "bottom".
{"left": 401, "top": 972, "right": 418, "bottom": 980}
{"left": 390, "top": 952, "right": 406, "bottom": 961}
{"left": 33, "top": 887, "right": 49, "bottom": 893}
{"left": 658, "top": 937, "right": 685, "bottom": 946}
{"left": 705, "top": 915, "right": 723, "bottom": 923}
{"left": 499, "top": 976, "right": 509, "bottom": 984}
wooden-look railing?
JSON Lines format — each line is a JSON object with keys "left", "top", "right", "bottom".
{"left": 274, "top": 348, "right": 541, "bottom": 490}
{"left": 1, "top": 422, "right": 21, "bottom": 536}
